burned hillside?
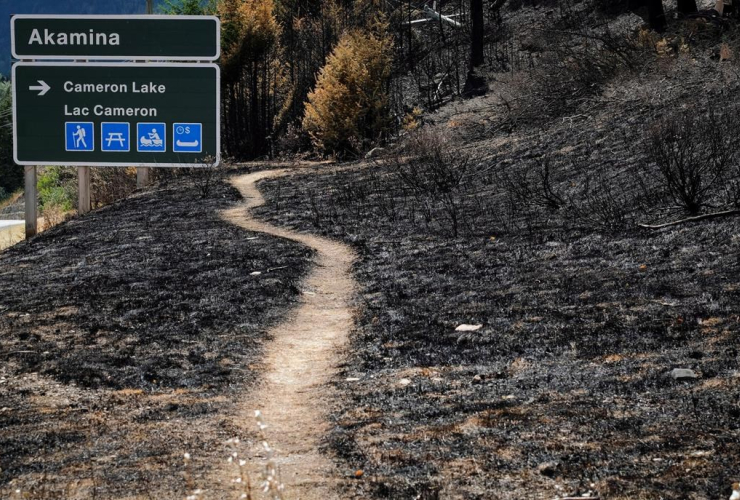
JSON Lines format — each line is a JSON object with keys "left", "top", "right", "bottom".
{"left": 252, "top": 5, "right": 740, "bottom": 497}
{"left": 1, "top": 0, "right": 740, "bottom": 498}
{"left": 0, "top": 171, "right": 313, "bottom": 497}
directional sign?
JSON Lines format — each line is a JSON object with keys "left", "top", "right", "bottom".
{"left": 13, "top": 62, "right": 220, "bottom": 167}
{"left": 11, "top": 15, "right": 220, "bottom": 61}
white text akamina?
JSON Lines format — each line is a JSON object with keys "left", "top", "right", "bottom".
{"left": 28, "top": 29, "right": 120, "bottom": 46}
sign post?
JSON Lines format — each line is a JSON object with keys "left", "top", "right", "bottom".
{"left": 11, "top": 15, "right": 220, "bottom": 237}
{"left": 24, "top": 166, "right": 37, "bottom": 238}
{"left": 78, "top": 166, "right": 91, "bottom": 214}
{"left": 76, "top": 58, "right": 91, "bottom": 213}
{"left": 139, "top": 0, "right": 154, "bottom": 188}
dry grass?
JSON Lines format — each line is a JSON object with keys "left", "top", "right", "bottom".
{"left": 0, "top": 223, "right": 24, "bottom": 251}
{"left": 0, "top": 190, "right": 23, "bottom": 211}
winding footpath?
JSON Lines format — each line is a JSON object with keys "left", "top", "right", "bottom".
{"left": 219, "top": 169, "right": 356, "bottom": 499}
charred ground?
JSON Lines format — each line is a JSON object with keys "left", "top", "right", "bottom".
{"left": 254, "top": 49, "right": 740, "bottom": 499}
{"left": 0, "top": 170, "right": 313, "bottom": 498}
{"left": 2, "top": 1, "right": 740, "bottom": 499}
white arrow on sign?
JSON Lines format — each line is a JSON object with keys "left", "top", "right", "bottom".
{"left": 29, "top": 80, "right": 50, "bottom": 96}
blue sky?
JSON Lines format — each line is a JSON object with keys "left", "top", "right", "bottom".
{"left": 1, "top": 1, "right": 162, "bottom": 77}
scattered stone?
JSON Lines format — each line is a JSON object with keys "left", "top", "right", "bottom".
{"left": 398, "top": 378, "right": 412, "bottom": 386}
{"left": 670, "top": 368, "right": 699, "bottom": 381}
{"left": 250, "top": 271, "right": 262, "bottom": 276}
{"left": 690, "top": 450, "right": 712, "bottom": 457}
{"left": 455, "top": 324, "right": 482, "bottom": 332}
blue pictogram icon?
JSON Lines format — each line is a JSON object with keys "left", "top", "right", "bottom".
{"left": 101, "top": 123, "right": 130, "bottom": 152}
{"left": 173, "top": 123, "right": 202, "bottom": 153}
{"left": 137, "top": 123, "right": 166, "bottom": 152}
{"left": 65, "top": 122, "right": 94, "bottom": 152}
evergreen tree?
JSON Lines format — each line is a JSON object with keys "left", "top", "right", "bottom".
{"left": 303, "top": 22, "right": 392, "bottom": 155}
{"left": 160, "top": 0, "right": 216, "bottom": 14}
{"left": 0, "top": 81, "right": 22, "bottom": 199}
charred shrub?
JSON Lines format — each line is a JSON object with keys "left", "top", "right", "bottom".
{"left": 645, "top": 108, "right": 740, "bottom": 215}
{"left": 188, "top": 156, "right": 221, "bottom": 199}
{"left": 726, "top": 176, "right": 740, "bottom": 208}
{"left": 91, "top": 167, "right": 136, "bottom": 208}
{"left": 568, "top": 167, "right": 633, "bottom": 230}
{"left": 387, "top": 129, "right": 470, "bottom": 237}
{"left": 156, "top": 156, "right": 222, "bottom": 199}
{"left": 499, "top": 152, "right": 639, "bottom": 231}
{"left": 512, "top": 24, "right": 644, "bottom": 123}
{"left": 501, "top": 155, "right": 564, "bottom": 213}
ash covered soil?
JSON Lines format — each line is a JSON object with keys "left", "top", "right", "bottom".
{"left": 0, "top": 169, "right": 313, "bottom": 498}
{"left": 255, "top": 60, "right": 740, "bottom": 498}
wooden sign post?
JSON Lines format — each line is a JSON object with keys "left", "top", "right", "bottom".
{"left": 138, "top": 0, "right": 155, "bottom": 188}
{"left": 78, "top": 166, "right": 91, "bottom": 214}
{"left": 24, "top": 166, "right": 36, "bottom": 238}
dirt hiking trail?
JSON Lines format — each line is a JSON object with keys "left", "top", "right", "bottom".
{"left": 219, "top": 169, "right": 356, "bottom": 499}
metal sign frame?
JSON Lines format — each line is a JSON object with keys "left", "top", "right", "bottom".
{"left": 11, "top": 15, "right": 221, "bottom": 61}
{"left": 12, "top": 61, "right": 221, "bottom": 168}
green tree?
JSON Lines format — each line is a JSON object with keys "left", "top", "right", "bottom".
{"left": 160, "top": 0, "right": 216, "bottom": 14}
{"left": 0, "top": 80, "right": 22, "bottom": 200}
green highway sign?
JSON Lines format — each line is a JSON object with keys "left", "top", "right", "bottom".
{"left": 11, "top": 15, "right": 220, "bottom": 61}
{"left": 12, "top": 62, "right": 220, "bottom": 167}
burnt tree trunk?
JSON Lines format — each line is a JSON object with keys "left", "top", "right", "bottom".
{"left": 677, "top": 0, "right": 698, "bottom": 14}
{"left": 464, "top": 0, "right": 487, "bottom": 97}
{"left": 470, "top": 0, "right": 484, "bottom": 67}
{"left": 647, "top": 0, "right": 667, "bottom": 31}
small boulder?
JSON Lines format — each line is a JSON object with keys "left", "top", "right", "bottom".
{"left": 670, "top": 368, "right": 699, "bottom": 381}
{"left": 455, "top": 324, "right": 482, "bottom": 332}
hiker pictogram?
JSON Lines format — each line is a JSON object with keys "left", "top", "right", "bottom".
{"left": 64, "top": 122, "right": 94, "bottom": 151}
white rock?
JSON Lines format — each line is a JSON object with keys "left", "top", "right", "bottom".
{"left": 670, "top": 368, "right": 699, "bottom": 380}
{"left": 398, "top": 378, "right": 412, "bottom": 386}
{"left": 455, "top": 324, "right": 483, "bottom": 332}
